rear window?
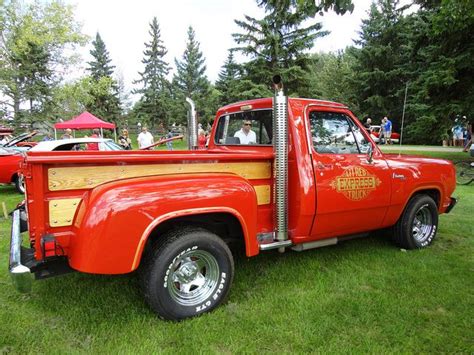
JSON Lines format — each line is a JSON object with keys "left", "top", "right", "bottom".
{"left": 214, "top": 110, "right": 272, "bottom": 145}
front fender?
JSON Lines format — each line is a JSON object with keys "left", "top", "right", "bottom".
{"left": 69, "top": 173, "right": 259, "bottom": 274}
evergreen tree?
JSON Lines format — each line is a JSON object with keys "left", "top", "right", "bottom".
{"left": 12, "top": 41, "right": 53, "bottom": 124}
{"left": 86, "top": 32, "right": 121, "bottom": 124}
{"left": 232, "top": 2, "right": 328, "bottom": 95}
{"left": 87, "top": 33, "right": 115, "bottom": 80}
{"left": 172, "top": 26, "right": 211, "bottom": 124}
{"left": 404, "top": 0, "right": 474, "bottom": 143}
{"left": 215, "top": 50, "right": 241, "bottom": 106}
{"left": 350, "top": 0, "right": 409, "bottom": 131}
{"left": 134, "top": 17, "right": 170, "bottom": 129}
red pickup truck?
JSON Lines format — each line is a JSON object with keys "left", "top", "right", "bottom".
{"left": 9, "top": 78, "right": 457, "bottom": 320}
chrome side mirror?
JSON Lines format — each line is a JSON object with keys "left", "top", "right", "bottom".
{"left": 367, "top": 144, "right": 374, "bottom": 163}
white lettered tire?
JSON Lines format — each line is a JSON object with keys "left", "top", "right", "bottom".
{"left": 140, "top": 226, "right": 234, "bottom": 320}
{"left": 392, "top": 194, "right": 439, "bottom": 249}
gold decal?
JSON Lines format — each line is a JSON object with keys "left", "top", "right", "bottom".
{"left": 330, "top": 166, "right": 381, "bottom": 201}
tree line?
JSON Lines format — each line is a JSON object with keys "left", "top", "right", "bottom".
{"left": 0, "top": 0, "right": 472, "bottom": 143}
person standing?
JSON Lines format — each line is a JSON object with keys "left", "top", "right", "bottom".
{"left": 384, "top": 116, "right": 393, "bottom": 144}
{"left": 198, "top": 129, "right": 207, "bottom": 149}
{"left": 166, "top": 129, "right": 174, "bottom": 151}
{"left": 364, "top": 118, "right": 372, "bottom": 133}
{"left": 42, "top": 132, "right": 54, "bottom": 141}
{"left": 137, "top": 126, "right": 154, "bottom": 149}
{"left": 61, "top": 128, "right": 73, "bottom": 139}
{"left": 86, "top": 129, "right": 100, "bottom": 150}
{"left": 379, "top": 118, "right": 386, "bottom": 144}
{"left": 463, "top": 116, "right": 472, "bottom": 152}
{"left": 118, "top": 129, "right": 132, "bottom": 150}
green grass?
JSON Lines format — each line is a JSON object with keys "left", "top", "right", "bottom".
{"left": 1, "top": 150, "right": 473, "bottom": 353}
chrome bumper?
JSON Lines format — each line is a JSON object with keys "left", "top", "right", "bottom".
{"left": 445, "top": 197, "right": 457, "bottom": 214}
{"left": 9, "top": 209, "right": 32, "bottom": 293}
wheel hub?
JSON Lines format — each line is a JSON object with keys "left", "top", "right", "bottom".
{"left": 412, "top": 205, "right": 433, "bottom": 243}
{"left": 167, "top": 250, "right": 219, "bottom": 306}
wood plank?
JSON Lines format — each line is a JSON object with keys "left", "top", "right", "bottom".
{"left": 49, "top": 198, "right": 81, "bottom": 227}
{"left": 254, "top": 185, "right": 271, "bottom": 205}
{"left": 48, "top": 161, "right": 271, "bottom": 191}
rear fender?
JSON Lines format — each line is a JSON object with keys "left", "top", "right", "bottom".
{"left": 69, "top": 173, "right": 258, "bottom": 274}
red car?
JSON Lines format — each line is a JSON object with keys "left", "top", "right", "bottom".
{"left": 370, "top": 125, "right": 401, "bottom": 143}
{"left": 0, "top": 147, "right": 24, "bottom": 193}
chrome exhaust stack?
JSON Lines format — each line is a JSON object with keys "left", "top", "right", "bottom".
{"left": 272, "top": 75, "right": 289, "bottom": 244}
{"left": 185, "top": 97, "right": 198, "bottom": 150}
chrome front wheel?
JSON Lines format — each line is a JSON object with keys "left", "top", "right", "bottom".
{"left": 412, "top": 205, "right": 434, "bottom": 244}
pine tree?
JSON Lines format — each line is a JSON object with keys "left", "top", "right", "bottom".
{"left": 172, "top": 26, "right": 211, "bottom": 124}
{"left": 232, "top": 2, "right": 328, "bottom": 95}
{"left": 215, "top": 50, "right": 241, "bottom": 106}
{"left": 134, "top": 17, "right": 170, "bottom": 128}
{"left": 87, "top": 33, "right": 115, "bottom": 80}
{"left": 350, "top": 0, "right": 409, "bottom": 131}
{"left": 86, "top": 32, "right": 121, "bottom": 124}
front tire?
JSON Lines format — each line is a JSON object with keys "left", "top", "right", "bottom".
{"left": 392, "top": 195, "right": 439, "bottom": 249}
{"left": 139, "top": 226, "right": 234, "bottom": 320}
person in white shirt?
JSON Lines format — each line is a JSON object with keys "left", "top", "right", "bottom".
{"left": 234, "top": 120, "right": 257, "bottom": 144}
{"left": 137, "top": 126, "right": 154, "bottom": 149}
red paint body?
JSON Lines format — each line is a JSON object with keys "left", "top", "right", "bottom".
{"left": 22, "top": 98, "right": 456, "bottom": 275}
{"left": 0, "top": 151, "right": 22, "bottom": 184}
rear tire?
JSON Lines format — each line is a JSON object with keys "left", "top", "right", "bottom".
{"left": 14, "top": 174, "right": 25, "bottom": 194}
{"left": 139, "top": 226, "right": 234, "bottom": 320}
{"left": 392, "top": 195, "right": 439, "bottom": 249}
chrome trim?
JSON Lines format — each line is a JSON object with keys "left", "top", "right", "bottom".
{"left": 9, "top": 209, "right": 32, "bottom": 293}
{"left": 259, "top": 240, "right": 292, "bottom": 251}
{"left": 186, "top": 97, "right": 198, "bottom": 150}
{"left": 445, "top": 197, "right": 457, "bottom": 214}
{"left": 273, "top": 75, "right": 288, "bottom": 242}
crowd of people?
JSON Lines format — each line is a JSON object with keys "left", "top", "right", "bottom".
{"left": 451, "top": 116, "right": 472, "bottom": 152}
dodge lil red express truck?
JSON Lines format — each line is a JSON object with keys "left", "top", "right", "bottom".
{"left": 9, "top": 77, "right": 457, "bottom": 320}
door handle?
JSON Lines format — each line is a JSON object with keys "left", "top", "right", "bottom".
{"left": 317, "top": 162, "right": 333, "bottom": 170}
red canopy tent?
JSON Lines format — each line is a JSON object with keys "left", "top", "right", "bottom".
{"left": 54, "top": 111, "right": 116, "bottom": 140}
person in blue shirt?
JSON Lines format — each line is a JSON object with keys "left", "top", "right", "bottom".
{"left": 43, "top": 132, "right": 54, "bottom": 141}
{"left": 384, "top": 116, "right": 393, "bottom": 144}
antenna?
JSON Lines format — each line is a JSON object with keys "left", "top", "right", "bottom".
{"left": 399, "top": 82, "right": 409, "bottom": 157}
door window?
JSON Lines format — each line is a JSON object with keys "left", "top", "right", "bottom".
{"left": 309, "top": 111, "right": 370, "bottom": 154}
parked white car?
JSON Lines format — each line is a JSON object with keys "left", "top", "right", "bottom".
{"left": 29, "top": 138, "right": 124, "bottom": 152}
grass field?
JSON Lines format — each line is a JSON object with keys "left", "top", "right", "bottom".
{"left": 0, "top": 150, "right": 472, "bottom": 353}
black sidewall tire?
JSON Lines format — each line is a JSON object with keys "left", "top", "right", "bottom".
{"left": 396, "top": 195, "right": 438, "bottom": 249}
{"left": 14, "top": 174, "right": 25, "bottom": 194}
{"left": 143, "top": 229, "right": 234, "bottom": 321}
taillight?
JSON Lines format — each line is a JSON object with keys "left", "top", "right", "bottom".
{"left": 41, "top": 236, "right": 58, "bottom": 258}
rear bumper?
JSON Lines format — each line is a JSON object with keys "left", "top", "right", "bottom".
{"left": 9, "top": 209, "right": 33, "bottom": 293}
{"left": 445, "top": 197, "right": 457, "bottom": 214}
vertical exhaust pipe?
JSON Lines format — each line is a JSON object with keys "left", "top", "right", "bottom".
{"left": 186, "top": 97, "right": 198, "bottom": 150}
{"left": 272, "top": 75, "right": 288, "bottom": 243}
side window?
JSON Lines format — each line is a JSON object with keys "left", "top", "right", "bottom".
{"left": 214, "top": 110, "right": 272, "bottom": 145}
{"left": 309, "top": 111, "right": 367, "bottom": 154}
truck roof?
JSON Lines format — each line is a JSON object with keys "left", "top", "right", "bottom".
{"left": 217, "top": 97, "right": 348, "bottom": 114}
